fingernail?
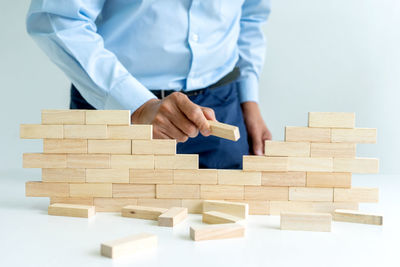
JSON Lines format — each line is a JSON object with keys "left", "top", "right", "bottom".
{"left": 255, "top": 149, "right": 262, "bottom": 155}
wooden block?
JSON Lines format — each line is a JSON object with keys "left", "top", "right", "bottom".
{"left": 270, "top": 201, "right": 359, "bottom": 215}
{"left": 42, "top": 110, "right": 85, "bottom": 125}
{"left": 333, "top": 209, "right": 383, "bottom": 225}
{"left": 23, "top": 153, "right": 66, "bottom": 168}
{"left": 289, "top": 187, "right": 333, "bottom": 202}
{"left": 86, "top": 110, "right": 130, "bottom": 125}
{"left": 331, "top": 128, "right": 377, "bottom": 143}
{"left": 202, "top": 211, "right": 242, "bottom": 224}
{"left": 217, "top": 170, "right": 261, "bottom": 185}
{"left": 42, "top": 168, "right": 86, "bottom": 183}
{"left": 26, "top": 181, "right": 69, "bottom": 197}
{"left": 64, "top": 125, "right": 108, "bottom": 139}
{"left": 111, "top": 155, "right": 154, "bottom": 169}
{"left": 70, "top": 183, "right": 112, "bottom": 197}
{"left": 308, "top": 112, "right": 355, "bottom": 128}
{"left": 203, "top": 200, "right": 248, "bottom": 219}
{"left": 50, "top": 197, "right": 94, "bottom": 206}
{"left": 137, "top": 199, "right": 182, "bottom": 209}
{"left": 154, "top": 154, "right": 198, "bottom": 169}
{"left": 208, "top": 120, "right": 240, "bottom": 141}
{"left": 132, "top": 139, "right": 176, "bottom": 155}
{"left": 190, "top": 224, "right": 245, "bottom": 241}
{"left": 333, "top": 158, "right": 379, "bottom": 173}
{"left": 101, "top": 233, "right": 157, "bottom": 259}
{"left": 94, "top": 198, "right": 138, "bottom": 212}
{"left": 108, "top": 125, "right": 152, "bottom": 140}
{"left": 306, "top": 172, "right": 351, "bottom": 188}
{"left": 285, "top": 126, "right": 331, "bottom": 142}
{"left": 287, "top": 157, "right": 333, "bottom": 172}
{"left": 264, "top": 141, "right": 310, "bottom": 157}
{"left": 86, "top": 169, "right": 129, "bottom": 183}
{"left": 201, "top": 185, "right": 244, "bottom": 200}
{"left": 334, "top": 187, "right": 379, "bottom": 203}
{"left": 67, "top": 154, "right": 110, "bottom": 169}
{"left": 130, "top": 169, "right": 173, "bottom": 184}
{"left": 157, "top": 184, "right": 200, "bottom": 199}
{"left": 43, "top": 139, "right": 87, "bottom": 154}
{"left": 262, "top": 172, "right": 306, "bottom": 187}
{"left": 20, "top": 124, "right": 63, "bottom": 139}
{"left": 48, "top": 203, "right": 95, "bottom": 218}
{"left": 158, "top": 207, "right": 188, "bottom": 227}
{"left": 174, "top": 169, "right": 217, "bottom": 184}
{"left": 88, "top": 140, "right": 131, "bottom": 154}
{"left": 181, "top": 199, "right": 203, "bottom": 214}
{"left": 280, "top": 212, "right": 332, "bottom": 232}
{"left": 226, "top": 200, "right": 270, "bottom": 215}
{"left": 113, "top": 184, "right": 155, "bottom": 198}
{"left": 121, "top": 205, "right": 168, "bottom": 220}
{"left": 242, "top": 156, "right": 288, "bottom": 171}
{"left": 244, "top": 186, "right": 288, "bottom": 201}
{"left": 310, "top": 143, "right": 356, "bottom": 158}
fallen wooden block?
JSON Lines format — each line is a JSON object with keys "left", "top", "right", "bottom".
{"left": 308, "top": 112, "right": 355, "bottom": 128}
{"left": 41, "top": 109, "right": 85, "bottom": 125}
{"left": 94, "top": 198, "right": 138, "bottom": 212}
{"left": 190, "top": 224, "right": 245, "bottom": 241}
{"left": 181, "top": 199, "right": 203, "bottom": 214}
{"left": 264, "top": 141, "right": 310, "bottom": 157}
{"left": 208, "top": 120, "right": 240, "bottom": 141}
{"left": 280, "top": 212, "right": 332, "bottom": 232}
{"left": 203, "top": 200, "right": 248, "bottom": 219}
{"left": 101, "top": 233, "right": 157, "bottom": 259}
{"left": 226, "top": 200, "right": 270, "bottom": 215}
{"left": 333, "top": 209, "right": 383, "bottom": 225}
{"left": 20, "top": 124, "right": 63, "bottom": 139}
{"left": 202, "top": 211, "right": 242, "bottom": 224}
{"left": 158, "top": 207, "right": 188, "bottom": 227}
{"left": 121, "top": 205, "right": 168, "bottom": 220}
{"left": 48, "top": 203, "right": 95, "bottom": 218}
{"left": 269, "top": 201, "right": 359, "bottom": 215}
{"left": 86, "top": 110, "right": 130, "bottom": 125}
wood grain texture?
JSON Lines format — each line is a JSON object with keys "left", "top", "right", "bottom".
{"left": 289, "top": 187, "right": 334, "bottom": 202}
{"left": 334, "top": 187, "right": 379, "bottom": 203}
{"left": 200, "top": 185, "right": 244, "bottom": 200}
{"left": 154, "top": 154, "right": 198, "bottom": 169}
{"left": 306, "top": 172, "right": 351, "bottom": 188}
{"left": 130, "top": 169, "right": 173, "bottom": 184}
{"left": 26, "top": 181, "right": 69, "bottom": 197}
{"left": 113, "top": 184, "right": 155, "bottom": 198}
{"left": 43, "top": 139, "right": 87, "bottom": 154}
{"left": 310, "top": 143, "right": 356, "bottom": 158}
{"left": 264, "top": 141, "right": 310, "bottom": 157}
{"left": 41, "top": 110, "right": 85, "bottom": 125}
{"left": 121, "top": 205, "right": 167, "bottom": 220}
{"left": 158, "top": 207, "right": 188, "bottom": 227}
{"left": 333, "top": 209, "right": 382, "bottom": 225}
{"left": 285, "top": 126, "right": 331, "bottom": 142}
{"left": 287, "top": 157, "right": 333, "bottom": 172}
{"left": 70, "top": 183, "right": 112, "bottom": 197}
{"left": 88, "top": 140, "right": 131, "bottom": 154}
{"left": 86, "top": 168, "right": 129, "bottom": 183}
{"left": 333, "top": 158, "right": 379, "bottom": 173}
{"left": 157, "top": 184, "right": 200, "bottom": 199}
{"left": 280, "top": 212, "right": 332, "bottom": 232}
{"left": 217, "top": 170, "right": 261, "bottom": 185}
{"left": 111, "top": 155, "right": 154, "bottom": 169}
{"left": 190, "top": 224, "right": 245, "bottom": 241}
{"left": 203, "top": 200, "right": 248, "bottom": 219}
{"left": 262, "top": 172, "right": 306, "bottom": 187}
{"left": 270, "top": 201, "right": 359, "bottom": 215}
{"left": 64, "top": 125, "right": 108, "bottom": 139}
{"left": 86, "top": 110, "right": 130, "bottom": 125}
{"left": 181, "top": 199, "right": 203, "bottom": 214}
{"left": 243, "top": 156, "right": 288, "bottom": 171}
{"left": 137, "top": 199, "right": 182, "bottom": 210}
{"left": 107, "top": 125, "right": 152, "bottom": 140}
{"left": 331, "top": 128, "right": 377, "bottom": 143}
{"left": 101, "top": 233, "right": 157, "bottom": 259}
{"left": 208, "top": 120, "right": 240, "bottom": 141}
{"left": 226, "top": 200, "right": 270, "bottom": 215}
{"left": 132, "top": 139, "right": 176, "bottom": 155}
{"left": 42, "top": 168, "right": 86, "bottom": 183}
{"left": 50, "top": 197, "right": 94, "bottom": 206}
{"left": 23, "top": 153, "right": 67, "bottom": 168}
{"left": 48, "top": 203, "right": 95, "bottom": 218}
{"left": 20, "top": 124, "right": 63, "bottom": 139}
{"left": 244, "top": 186, "right": 288, "bottom": 201}
{"left": 67, "top": 154, "right": 110, "bottom": 169}
{"left": 202, "top": 211, "right": 242, "bottom": 224}
{"left": 174, "top": 169, "right": 217, "bottom": 184}
{"left": 308, "top": 112, "right": 355, "bottom": 128}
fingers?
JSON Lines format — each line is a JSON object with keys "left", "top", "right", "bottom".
{"left": 169, "top": 110, "right": 199, "bottom": 138}
{"left": 153, "top": 113, "right": 189, "bottom": 142}
{"left": 201, "top": 106, "right": 216, "bottom": 121}
{"left": 252, "top": 134, "right": 264, "bottom": 156}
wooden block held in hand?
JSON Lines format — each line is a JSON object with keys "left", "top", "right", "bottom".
{"left": 262, "top": 172, "right": 306, "bottom": 187}
{"left": 86, "top": 110, "right": 130, "bottom": 125}
{"left": 203, "top": 200, "right": 248, "bottom": 219}
{"left": 244, "top": 186, "right": 288, "bottom": 201}
{"left": 43, "top": 139, "right": 87, "bottom": 154}
{"left": 86, "top": 169, "right": 129, "bottom": 183}
{"left": 70, "top": 183, "right": 112, "bottom": 197}
{"left": 88, "top": 140, "right": 131, "bottom": 154}
{"left": 306, "top": 172, "right": 351, "bottom": 188}
{"left": 243, "top": 156, "right": 288, "bottom": 171}
{"left": 265, "top": 141, "right": 310, "bottom": 157}
{"left": 201, "top": 185, "right": 244, "bottom": 200}
{"left": 121, "top": 205, "right": 168, "bottom": 220}
{"left": 280, "top": 212, "right": 332, "bottom": 232}
{"left": 101, "top": 233, "right": 157, "bottom": 259}
{"left": 157, "top": 184, "right": 200, "bottom": 199}
{"left": 67, "top": 154, "right": 110, "bottom": 169}
{"left": 285, "top": 126, "right": 331, "bottom": 142}
{"left": 23, "top": 153, "right": 66, "bottom": 168}
{"left": 26, "top": 181, "right": 69, "bottom": 197}
{"left": 334, "top": 187, "right": 379, "bottom": 203}
{"left": 310, "top": 143, "right": 356, "bottom": 158}
{"left": 202, "top": 211, "right": 242, "bottom": 224}
{"left": 331, "top": 128, "right": 377, "bottom": 143}
{"left": 113, "top": 184, "right": 155, "bottom": 198}
{"left": 94, "top": 198, "right": 138, "bottom": 212}
{"left": 42, "top": 110, "right": 85, "bottom": 125}
{"left": 308, "top": 112, "right": 355, "bottom": 128}
{"left": 218, "top": 170, "right": 261, "bottom": 185}
{"left": 20, "top": 124, "right": 63, "bottom": 139}
{"left": 42, "top": 168, "right": 85, "bottom": 183}
{"left": 132, "top": 140, "right": 176, "bottom": 155}
{"left": 333, "top": 158, "right": 379, "bottom": 173}
{"left": 333, "top": 209, "right": 383, "bottom": 225}
{"left": 190, "top": 224, "right": 245, "bottom": 241}
{"left": 107, "top": 125, "right": 152, "bottom": 140}
{"left": 208, "top": 120, "right": 240, "bottom": 141}
{"left": 287, "top": 157, "right": 333, "bottom": 172}
{"left": 64, "top": 125, "right": 108, "bottom": 139}
{"left": 289, "top": 187, "right": 333, "bottom": 202}
{"left": 158, "top": 207, "right": 188, "bottom": 227}
{"left": 48, "top": 203, "right": 95, "bottom": 218}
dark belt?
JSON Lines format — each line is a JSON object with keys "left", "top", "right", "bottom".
{"left": 151, "top": 67, "right": 240, "bottom": 99}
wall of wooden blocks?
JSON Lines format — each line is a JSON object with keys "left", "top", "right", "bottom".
{"left": 22, "top": 111, "right": 379, "bottom": 215}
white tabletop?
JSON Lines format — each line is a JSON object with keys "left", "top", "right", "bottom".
{"left": 0, "top": 169, "right": 399, "bottom": 267}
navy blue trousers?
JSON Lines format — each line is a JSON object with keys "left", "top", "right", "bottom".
{"left": 70, "top": 82, "right": 249, "bottom": 169}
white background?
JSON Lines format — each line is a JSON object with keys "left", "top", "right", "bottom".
{"left": 1, "top": 0, "right": 399, "bottom": 173}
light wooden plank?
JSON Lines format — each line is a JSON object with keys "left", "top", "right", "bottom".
{"left": 181, "top": 199, "right": 203, "bottom": 214}
{"left": 308, "top": 112, "right": 355, "bottom": 128}
{"left": 26, "top": 181, "right": 69, "bottom": 197}
{"left": 158, "top": 207, "right": 188, "bottom": 227}
{"left": 287, "top": 157, "right": 333, "bottom": 172}
{"left": 156, "top": 184, "right": 200, "bottom": 199}
{"left": 23, "top": 153, "right": 66, "bottom": 168}
{"left": 174, "top": 169, "right": 217, "bottom": 184}
{"left": 86, "top": 169, "right": 129, "bottom": 183}
{"left": 310, "top": 143, "right": 356, "bottom": 158}
{"left": 64, "top": 125, "right": 108, "bottom": 139}
{"left": 269, "top": 201, "right": 359, "bottom": 215}
{"left": 262, "top": 172, "right": 306, "bottom": 187}
{"left": 190, "top": 224, "right": 245, "bottom": 241}
{"left": 154, "top": 154, "right": 198, "bottom": 169}
{"left": 331, "top": 128, "right": 377, "bottom": 143}
{"left": 285, "top": 126, "right": 331, "bottom": 142}
{"left": 20, "top": 124, "right": 63, "bottom": 139}
{"left": 67, "top": 154, "right": 110, "bottom": 169}
{"left": 280, "top": 212, "right": 332, "bottom": 232}
{"left": 226, "top": 200, "right": 270, "bottom": 215}
{"left": 137, "top": 199, "right": 182, "bottom": 210}
{"left": 132, "top": 139, "right": 176, "bottom": 155}
{"left": 289, "top": 187, "right": 333, "bottom": 202}
{"left": 86, "top": 110, "right": 130, "bottom": 125}
{"left": 217, "top": 170, "right": 261, "bottom": 186}
{"left": 264, "top": 141, "right": 310, "bottom": 157}
{"left": 242, "top": 156, "right": 288, "bottom": 171}
{"left": 200, "top": 185, "right": 244, "bottom": 200}
{"left": 208, "top": 120, "right": 240, "bottom": 141}
{"left": 130, "top": 169, "right": 173, "bottom": 184}
{"left": 244, "top": 186, "right": 288, "bottom": 201}
{"left": 333, "top": 209, "right": 383, "bottom": 225}
{"left": 306, "top": 172, "right": 351, "bottom": 188}
{"left": 41, "top": 110, "right": 85, "bottom": 125}
{"left": 333, "top": 158, "right": 379, "bottom": 173}
{"left": 70, "top": 183, "right": 112, "bottom": 197}
{"left": 113, "top": 184, "right": 155, "bottom": 198}
{"left": 43, "top": 139, "right": 87, "bottom": 154}
{"left": 48, "top": 203, "right": 95, "bottom": 218}
{"left": 334, "top": 187, "right": 379, "bottom": 203}
{"left": 203, "top": 200, "right": 248, "bottom": 219}
{"left": 107, "top": 125, "right": 152, "bottom": 140}
{"left": 94, "top": 198, "right": 138, "bottom": 212}
{"left": 202, "top": 211, "right": 242, "bottom": 224}
{"left": 50, "top": 197, "right": 94, "bottom": 206}
{"left": 111, "top": 155, "right": 154, "bottom": 169}
{"left": 42, "top": 168, "right": 85, "bottom": 183}
{"left": 101, "top": 233, "right": 157, "bottom": 259}
{"left": 88, "top": 140, "right": 131, "bottom": 154}
{"left": 121, "top": 205, "right": 167, "bottom": 220}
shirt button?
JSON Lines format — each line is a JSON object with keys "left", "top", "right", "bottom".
{"left": 192, "top": 33, "right": 199, "bottom": 42}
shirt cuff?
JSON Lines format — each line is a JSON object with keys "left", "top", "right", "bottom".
{"left": 237, "top": 73, "right": 259, "bottom": 103}
{"left": 104, "top": 76, "right": 157, "bottom": 115}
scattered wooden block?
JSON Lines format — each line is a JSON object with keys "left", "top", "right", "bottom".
{"left": 264, "top": 141, "right": 310, "bottom": 157}
{"left": 203, "top": 200, "right": 248, "bottom": 219}
{"left": 306, "top": 172, "right": 351, "bottom": 188}
{"left": 208, "top": 120, "right": 240, "bottom": 141}
{"left": 308, "top": 112, "right": 355, "bottom": 128}
{"left": 50, "top": 197, "right": 94, "bottom": 206}
{"left": 26, "top": 181, "right": 69, "bottom": 197}
{"left": 181, "top": 199, "right": 203, "bottom": 214}
{"left": 280, "top": 212, "right": 332, "bottom": 232}
{"left": 287, "top": 157, "right": 333, "bottom": 172}
{"left": 285, "top": 126, "right": 331, "bottom": 142}
{"left": 333, "top": 209, "right": 383, "bottom": 225}
{"left": 113, "top": 184, "right": 155, "bottom": 198}
{"left": 43, "top": 139, "right": 88, "bottom": 154}
{"left": 244, "top": 186, "right": 288, "bottom": 201}
{"left": 86, "top": 110, "right": 130, "bottom": 125}
{"left": 174, "top": 169, "right": 217, "bottom": 184}
{"left": 42, "top": 168, "right": 86, "bottom": 183}
{"left": 200, "top": 185, "right": 244, "bottom": 200}
{"left": 289, "top": 187, "right": 333, "bottom": 202}
{"left": 20, "top": 124, "right": 63, "bottom": 139}
{"left": 217, "top": 170, "right": 261, "bottom": 185}
{"left": 41, "top": 110, "right": 85, "bottom": 125}
{"left": 202, "top": 211, "right": 242, "bottom": 224}
{"left": 70, "top": 183, "right": 112, "bottom": 197}
{"left": 23, "top": 153, "right": 67, "bottom": 168}
{"left": 157, "top": 184, "right": 200, "bottom": 199}
{"left": 331, "top": 128, "right": 377, "bottom": 143}
{"left": 334, "top": 187, "right": 379, "bottom": 203}
{"left": 48, "top": 203, "right": 95, "bottom": 218}
{"left": 138, "top": 199, "right": 182, "bottom": 210}
{"left": 333, "top": 158, "right": 379, "bottom": 173}
{"left": 67, "top": 154, "right": 110, "bottom": 169}
{"left": 242, "top": 156, "right": 288, "bottom": 171}
{"left": 154, "top": 154, "right": 198, "bottom": 169}
{"left": 101, "top": 233, "right": 157, "bottom": 259}
{"left": 158, "top": 207, "right": 188, "bottom": 227}
{"left": 132, "top": 139, "right": 176, "bottom": 155}
{"left": 121, "top": 205, "right": 168, "bottom": 220}
{"left": 111, "top": 155, "right": 154, "bottom": 169}
{"left": 86, "top": 169, "right": 129, "bottom": 183}
{"left": 310, "top": 143, "right": 356, "bottom": 158}
{"left": 63, "top": 125, "right": 108, "bottom": 139}
{"left": 94, "top": 198, "right": 138, "bottom": 212}
{"left": 107, "top": 125, "right": 152, "bottom": 140}
{"left": 190, "top": 224, "right": 245, "bottom": 241}
{"left": 130, "top": 169, "right": 173, "bottom": 184}
{"left": 269, "top": 201, "right": 359, "bottom": 215}
{"left": 88, "top": 140, "right": 131, "bottom": 154}
{"left": 261, "top": 172, "right": 306, "bottom": 187}
{"left": 226, "top": 200, "right": 270, "bottom": 215}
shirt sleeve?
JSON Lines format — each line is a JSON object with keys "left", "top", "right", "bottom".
{"left": 26, "top": 0, "right": 156, "bottom": 114}
{"left": 236, "top": 0, "right": 271, "bottom": 103}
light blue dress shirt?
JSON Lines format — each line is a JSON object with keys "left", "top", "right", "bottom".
{"left": 27, "top": 0, "right": 270, "bottom": 113}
